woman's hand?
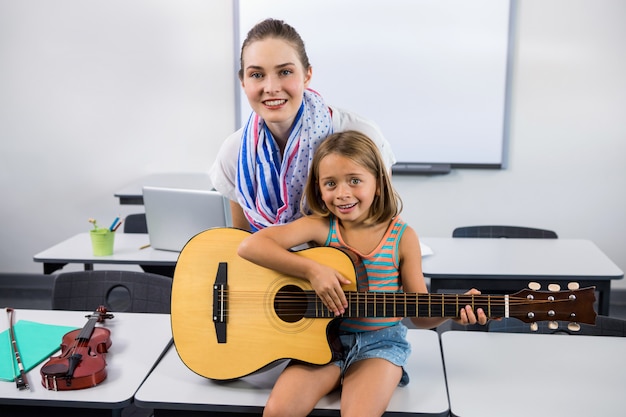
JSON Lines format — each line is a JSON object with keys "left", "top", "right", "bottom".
{"left": 306, "top": 264, "right": 351, "bottom": 316}
{"left": 455, "top": 288, "right": 489, "bottom": 325}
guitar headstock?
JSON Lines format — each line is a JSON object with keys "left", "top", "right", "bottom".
{"left": 509, "top": 285, "right": 596, "bottom": 328}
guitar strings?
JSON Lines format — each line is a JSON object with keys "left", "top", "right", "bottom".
{"left": 218, "top": 291, "right": 570, "bottom": 306}
{"left": 210, "top": 292, "right": 576, "bottom": 319}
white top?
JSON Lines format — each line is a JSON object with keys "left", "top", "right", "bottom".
{"left": 0, "top": 309, "right": 172, "bottom": 409}
{"left": 134, "top": 329, "right": 448, "bottom": 415}
{"left": 442, "top": 331, "right": 626, "bottom": 417}
{"left": 209, "top": 106, "right": 397, "bottom": 201}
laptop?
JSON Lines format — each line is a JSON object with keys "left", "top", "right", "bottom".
{"left": 142, "top": 186, "right": 231, "bottom": 252}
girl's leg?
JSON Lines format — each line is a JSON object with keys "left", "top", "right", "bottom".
{"left": 340, "top": 358, "right": 403, "bottom": 417}
{"left": 263, "top": 362, "right": 341, "bottom": 417}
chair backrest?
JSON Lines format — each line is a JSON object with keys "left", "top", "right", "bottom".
{"left": 52, "top": 270, "right": 172, "bottom": 313}
{"left": 123, "top": 213, "right": 148, "bottom": 234}
{"left": 452, "top": 225, "right": 557, "bottom": 239}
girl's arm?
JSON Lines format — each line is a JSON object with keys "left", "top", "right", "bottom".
{"left": 398, "top": 227, "right": 488, "bottom": 329}
{"left": 237, "top": 217, "right": 351, "bottom": 316}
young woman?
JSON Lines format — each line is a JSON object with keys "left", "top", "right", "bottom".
{"left": 209, "top": 18, "right": 396, "bottom": 231}
{"left": 238, "top": 130, "right": 487, "bottom": 417}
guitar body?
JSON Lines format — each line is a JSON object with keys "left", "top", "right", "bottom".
{"left": 171, "top": 227, "right": 357, "bottom": 380}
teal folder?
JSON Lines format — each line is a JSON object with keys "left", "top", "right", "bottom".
{"left": 0, "top": 320, "right": 78, "bottom": 382}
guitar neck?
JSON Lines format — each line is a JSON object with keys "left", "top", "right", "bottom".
{"left": 307, "top": 292, "right": 507, "bottom": 319}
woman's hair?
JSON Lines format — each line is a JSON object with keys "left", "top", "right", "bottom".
{"left": 303, "top": 130, "right": 402, "bottom": 225}
{"left": 238, "top": 18, "right": 311, "bottom": 80}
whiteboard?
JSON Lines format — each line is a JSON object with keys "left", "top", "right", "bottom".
{"left": 235, "top": 0, "right": 513, "bottom": 172}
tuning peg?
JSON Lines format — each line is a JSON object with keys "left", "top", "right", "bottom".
{"left": 567, "top": 323, "right": 581, "bottom": 332}
{"left": 530, "top": 322, "right": 538, "bottom": 332}
{"left": 548, "top": 283, "right": 561, "bottom": 292}
{"left": 567, "top": 282, "right": 580, "bottom": 290}
{"left": 548, "top": 321, "right": 559, "bottom": 330}
{"left": 528, "top": 282, "right": 541, "bottom": 291}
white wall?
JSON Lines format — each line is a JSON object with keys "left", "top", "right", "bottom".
{"left": 1, "top": 1, "right": 625, "bottom": 288}
{"left": 0, "top": 0, "right": 235, "bottom": 274}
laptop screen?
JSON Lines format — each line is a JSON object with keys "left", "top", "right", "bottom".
{"left": 142, "top": 186, "right": 231, "bottom": 252}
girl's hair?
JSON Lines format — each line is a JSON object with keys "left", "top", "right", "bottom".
{"left": 303, "top": 130, "right": 402, "bottom": 225}
{"left": 238, "top": 18, "right": 311, "bottom": 80}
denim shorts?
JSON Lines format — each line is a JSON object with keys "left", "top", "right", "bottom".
{"left": 331, "top": 322, "right": 411, "bottom": 386}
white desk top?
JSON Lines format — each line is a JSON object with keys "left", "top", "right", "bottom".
{"left": 33, "top": 233, "right": 179, "bottom": 267}
{"left": 441, "top": 331, "right": 626, "bottom": 417}
{"left": 0, "top": 309, "right": 172, "bottom": 409}
{"left": 135, "top": 329, "right": 449, "bottom": 416}
{"left": 420, "top": 237, "right": 623, "bottom": 279}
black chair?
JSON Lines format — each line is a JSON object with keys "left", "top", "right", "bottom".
{"left": 123, "top": 213, "right": 148, "bottom": 233}
{"left": 51, "top": 270, "right": 172, "bottom": 313}
{"left": 452, "top": 225, "right": 557, "bottom": 239}
{"left": 0, "top": 273, "right": 54, "bottom": 309}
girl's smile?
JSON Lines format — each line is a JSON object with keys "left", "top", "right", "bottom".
{"left": 318, "top": 154, "right": 378, "bottom": 226}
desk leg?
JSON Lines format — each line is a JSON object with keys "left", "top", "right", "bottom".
{"left": 43, "top": 262, "right": 67, "bottom": 274}
{"left": 593, "top": 281, "right": 611, "bottom": 316}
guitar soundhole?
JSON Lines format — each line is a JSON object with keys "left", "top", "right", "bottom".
{"left": 274, "top": 285, "right": 307, "bottom": 323}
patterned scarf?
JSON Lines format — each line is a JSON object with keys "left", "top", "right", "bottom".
{"left": 236, "top": 89, "right": 333, "bottom": 230}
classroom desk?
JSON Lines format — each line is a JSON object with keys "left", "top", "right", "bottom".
{"left": 114, "top": 172, "right": 213, "bottom": 205}
{"left": 0, "top": 309, "right": 172, "bottom": 416}
{"left": 441, "top": 331, "right": 626, "bottom": 417}
{"left": 420, "top": 237, "right": 623, "bottom": 316}
{"left": 134, "top": 329, "right": 449, "bottom": 416}
{"left": 33, "top": 233, "right": 178, "bottom": 274}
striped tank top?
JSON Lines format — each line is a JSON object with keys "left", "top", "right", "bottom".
{"left": 325, "top": 216, "right": 407, "bottom": 332}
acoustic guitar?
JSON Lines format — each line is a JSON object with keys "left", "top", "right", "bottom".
{"left": 171, "top": 227, "right": 597, "bottom": 381}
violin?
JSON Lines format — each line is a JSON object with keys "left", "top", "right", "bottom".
{"left": 40, "top": 306, "right": 114, "bottom": 391}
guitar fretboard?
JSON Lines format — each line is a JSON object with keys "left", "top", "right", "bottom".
{"left": 307, "top": 292, "right": 508, "bottom": 319}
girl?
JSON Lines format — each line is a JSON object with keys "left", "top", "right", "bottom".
{"left": 238, "top": 130, "right": 487, "bottom": 417}
{"left": 209, "top": 18, "right": 395, "bottom": 231}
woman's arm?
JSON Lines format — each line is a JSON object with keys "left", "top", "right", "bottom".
{"left": 229, "top": 200, "right": 250, "bottom": 231}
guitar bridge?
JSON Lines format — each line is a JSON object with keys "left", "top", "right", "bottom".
{"left": 212, "top": 262, "right": 227, "bottom": 343}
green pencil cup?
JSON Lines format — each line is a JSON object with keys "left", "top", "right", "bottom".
{"left": 90, "top": 228, "right": 115, "bottom": 256}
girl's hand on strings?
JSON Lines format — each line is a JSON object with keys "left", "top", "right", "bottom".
{"left": 455, "top": 288, "right": 490, "bottom": 326}
{"left": 306, "top": 264, "right": 350, "bottom": 316}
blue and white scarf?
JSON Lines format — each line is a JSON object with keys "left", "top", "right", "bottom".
{"left": 236, "top": 89, "right": 333, "bottom": 230}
